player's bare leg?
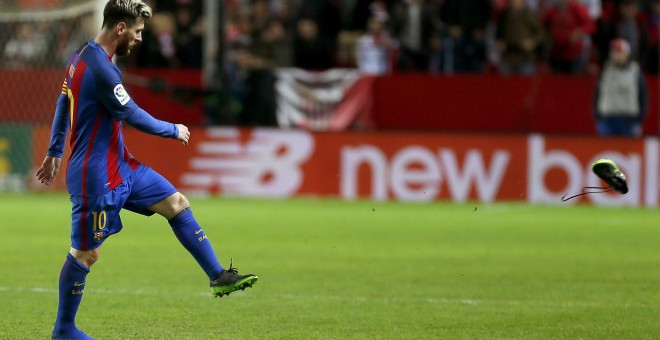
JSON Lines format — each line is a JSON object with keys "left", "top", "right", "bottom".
{"left": 70, "top": 247, "right": 101, "bottom": 268}
{"left": 147, "top": 192, "right": 258, "bottom": 297}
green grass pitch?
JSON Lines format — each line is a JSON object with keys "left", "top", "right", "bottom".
{"left": 0, "top": 193, "right": 658, "bottom": 339}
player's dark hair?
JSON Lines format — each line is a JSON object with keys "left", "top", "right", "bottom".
{"left": 102, "top": 0, "right": 152, "bottom": 29}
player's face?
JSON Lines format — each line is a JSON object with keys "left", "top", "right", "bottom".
{"left": 116, "top": 18, "right": 145, "bottom": 57}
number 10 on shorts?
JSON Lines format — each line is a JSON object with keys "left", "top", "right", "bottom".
{"left": 91, "top": 211, "right": 107, "bottom": 231}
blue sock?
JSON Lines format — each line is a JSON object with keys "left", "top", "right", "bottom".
{"left": 169, "top": 208, "right": 224, "bottom": 280}
{"left": 52, "top": 253, "right": 93, "bottom": 340}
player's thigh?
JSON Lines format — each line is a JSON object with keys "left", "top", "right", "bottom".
{"left": 123, "top": 165, "right": 179, "bottom": 218}
{"left": 69, "top": 186, "right": 128, "bottom": 251}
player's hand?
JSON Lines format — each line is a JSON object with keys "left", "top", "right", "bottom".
{"left": 36, "top": 156, "right": 61, "bottom": 186}
{"left": 176, "top": 124, "right": 190, "bottom": 146}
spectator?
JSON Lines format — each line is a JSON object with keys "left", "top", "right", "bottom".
{"left": 220, "top": 40, "right": 278, "bottom": 127}
{"left": 440, "top": 0, "right": 493, "bottom": 73}
{"left": 259, "top": 20, "right": 294, "bottom": 67}
{"left": 160, "top": 0, "right": 202, "bottom": 16}
{"left": 526, "top": 0, "right": 543, "bottom": 13}
{"left": 174, "top": 5, "right": 203, "bottom": 68}
{"left": 390, "top": 0, "right": 439, "bottom": 72}
{"left": 53, "top": 17, "right": 94, "bottom": 67}
{"left": 274, "top": 0, "right": 298, "bottom": 37}
{"left": 226, "top": 11, "right": 254, "bottom": 47}
{"left": 3, "top": 22, "right": 49, "bottom": 68}
{"left": 348, "top": 0, "right": 377, "bottom": 31}
{"left": 542, "top": 0, "right": 595, "bottom": 73}
{"left": 122, "top": 0, "right": 204, "bottom": 68}
{"left": 593, "top": 38, "right": 647, "bottom": 136}
{"left": 248, "top": 1, "right": 294, "bottom": 68}
{"left": 495, "top": 0, "right": 544, "bottom": 75}
{"left": 293, "top": 19, "right": 335, "bottom": 70}
{"left": 297, "top": 0, "right": 342, "bottom": 44}
{"left": 250, "top": 0, "right": 272, "bottom": 37}
{"left": 237, "top": 48, "right": 278, "bottom": 127}
{"left": 577, "top": 0, "right": 603, "bottom": 72}
{"left": 640, "top": 0, "right": 660, "bottom": 73}
{"left": 617, "top": 0, "right": 644, "bottom": 61}
{"left": 337, "top": 0, "right": 388, "bottom": 68}
{"left": 134, "top": 13, "right": 180, "bottom": 68}
{"left": 536, "top": 0, "right": 602, "bottom": 17}
{"left": 348, "top": 0, "right": 391, "bottom": 31}
{"left": 356, "top": 15, "right": 397, "bottom": 75}
{"left": 595, "top": 0, "right": 645, "bottom": 66}
{"left": 579, "top": 0, "right": 603, "bottom": 19}
{"left": 218, "top": 42, "right": 248, "bottom": 125}
{"left": 594, "top": 0, "right": 618, "bottom": 65}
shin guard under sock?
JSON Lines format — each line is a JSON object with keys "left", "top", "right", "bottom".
{"left": 169, "top": 208, "right": 224, "bottom": 280}
{"left": 52, "top": 253, "right": 91, "bottom": 339}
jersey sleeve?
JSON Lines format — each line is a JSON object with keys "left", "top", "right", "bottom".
{"left": 47, "top": 79, "right": 70, "bottom": 158}
{"left": 124, "top": 107, "right": 179, "bottom": 139}
{"left": 93, "top": 64, "right": 139, "bottom": 120}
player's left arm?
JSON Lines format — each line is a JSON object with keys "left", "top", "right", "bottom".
{"left": 123, "top": 108, "right": 178, "bottom": 138}
{"left": 124, "top": 108, "right": 190, "bottom": 145}
{"left": 93, "top": 67, "right": 187, "bottom": 143}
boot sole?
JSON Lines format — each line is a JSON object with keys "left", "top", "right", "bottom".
{"left": 211, "top": 276, "right": 258, "bottom": 298}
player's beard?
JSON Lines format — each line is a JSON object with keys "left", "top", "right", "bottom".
{"left": 116, "top": 36, "right": 132, "bottom": 57}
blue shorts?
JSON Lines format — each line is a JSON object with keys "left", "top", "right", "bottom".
{"left": 69, "top": 165, "right": 177, "bottom": 250}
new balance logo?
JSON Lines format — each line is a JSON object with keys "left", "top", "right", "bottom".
{"left": 181, "top": 128, "right": 314, "bottom": 196}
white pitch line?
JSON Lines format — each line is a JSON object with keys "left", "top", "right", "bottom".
{"left": 3, "top": 286, "right": 651, "bottom": 309}
{"left": 0, "top": 286, "right": 245, "bottom": 298}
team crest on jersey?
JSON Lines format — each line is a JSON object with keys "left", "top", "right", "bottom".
{"left": 94, "top": 231, "right": 104, "bottom": 242}
{"left": 114, "top": 84, "right": 130, "bottom": 105}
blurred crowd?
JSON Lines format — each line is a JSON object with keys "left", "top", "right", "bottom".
{"left": 0, "top": 0, "right": 655, "bottom": 131}
{"left": 2, "top": 0, "right": 660, "bottom": 75}
{"left": 0, "top": 16, "right": 95, "bottom": 68}
{"left": 129, "top": 0, "right": 660, "bottom": 76}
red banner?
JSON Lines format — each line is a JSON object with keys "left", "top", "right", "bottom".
{"left": 6, "top": 70, "right": 658, "bottom": 134}
{"left": 0, "top": 69, "right": 204, "bottom": 124}
{"left": 372, "top": 74, "right": 659, "bottom": 134}
{"left": 31, "top": 126, "right": 659, "bottom": 206}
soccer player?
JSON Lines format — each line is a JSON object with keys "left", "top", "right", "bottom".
{"left": 35, "top": 1, "right": 258, "bottom": 339}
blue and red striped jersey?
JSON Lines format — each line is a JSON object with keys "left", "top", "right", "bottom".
{"left": 48, "top": 40, "right": 144, "bottom": 197}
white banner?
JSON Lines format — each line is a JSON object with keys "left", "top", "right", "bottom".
{"left": 275, "top": 68, "right": 371, "bottom": 131}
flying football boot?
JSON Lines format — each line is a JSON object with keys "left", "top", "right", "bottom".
{"left": 592, "top": 158, "right": 628, "bottom": 194}
{"left": 210, "top": 261, "right": 258, "bottom": 298}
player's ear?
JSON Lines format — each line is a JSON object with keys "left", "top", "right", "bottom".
{"left": 116, "top": 22, "right": 127, "bottom": 35}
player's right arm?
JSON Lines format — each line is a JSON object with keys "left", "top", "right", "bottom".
{"left": 36, "top": 156, "right": 61, "bottom": 185}
{"left": 36, "top": 79, "right": 69, "bottom": 185}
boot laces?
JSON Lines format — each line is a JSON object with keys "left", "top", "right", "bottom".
{"left": 226, "top": 258, "right": 239, "bottom": 275}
